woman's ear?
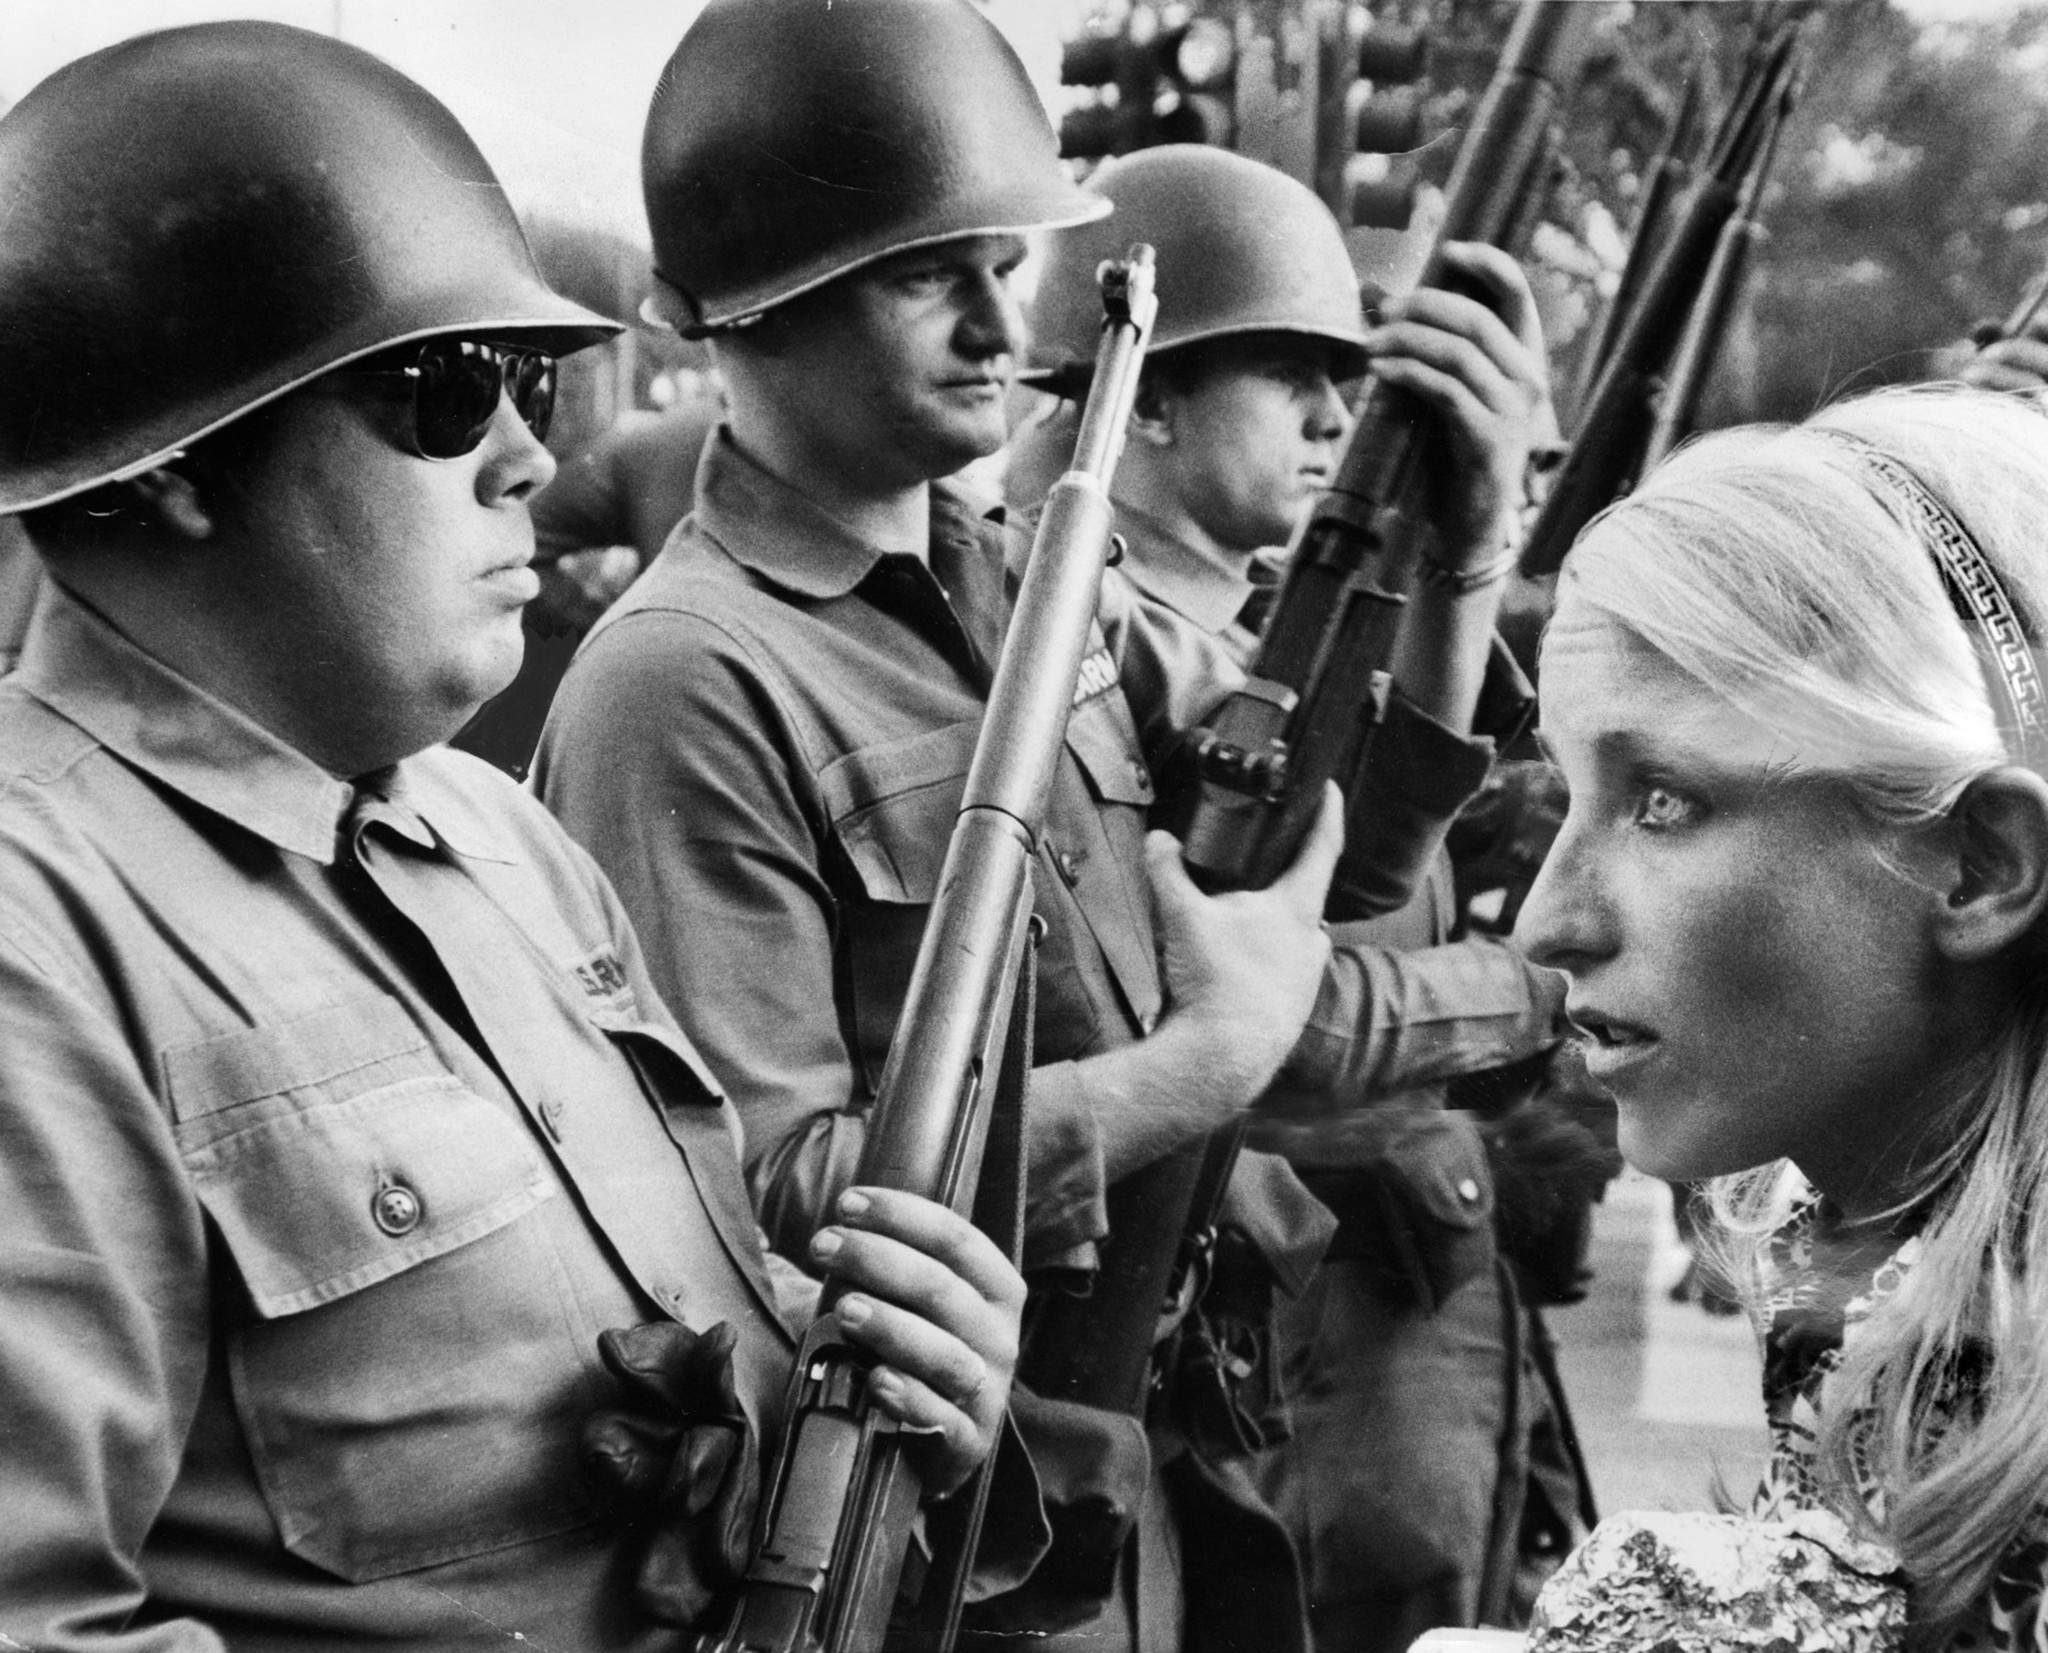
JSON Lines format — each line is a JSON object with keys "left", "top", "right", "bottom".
{"left": 1934, "top": 766, "right": 2048, "bottom": 961}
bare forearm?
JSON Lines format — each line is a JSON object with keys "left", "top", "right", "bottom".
{"left": 1078, "top": 1016, "right": 1270, "bottom": 1183}
{"left": 1387, "top": 548, "right": 1512, "bottom": 736}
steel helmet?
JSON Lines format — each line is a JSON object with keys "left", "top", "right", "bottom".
{"left": 0, "top": 22, "right": 620, "bottom": 514}
{"left": 1023, "top": 145, "right": 1372, "bottom": 393}
{"left": 641, "top": 0, "right": 1110, "bottom": 338}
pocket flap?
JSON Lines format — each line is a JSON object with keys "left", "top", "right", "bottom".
{"left": 161, "top": 995, "right": 433, "bottom": 1126}
{"left": 1064, "top": 693, "right": 1154, "bottom": 808}
{"left": 1372, "top": 1111, "right": 1494, "bottom": 1230}
{"left": 820, "top": 720, "right": 980, "bottom": 905}
{"left": 183, "top": 1075, "right": 556, "bottom": 1318}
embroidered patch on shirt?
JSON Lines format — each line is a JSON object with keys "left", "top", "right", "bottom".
{"left": 1072, "top": 646, "right": 1118, "bottom": 707}
{"left": 568, "top": 946, "right": 635, "bottom": 1010}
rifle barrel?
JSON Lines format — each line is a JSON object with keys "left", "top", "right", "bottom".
{"left": 1642, "top": 64, "right": 1793, "bottom": 468}
{"left": 1520, "top": 17, "right": 1806, "bottom": 577}
{"left": 703, "top": 248, "right": 1158, "bottom": 1653}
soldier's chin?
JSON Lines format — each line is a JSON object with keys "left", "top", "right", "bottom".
{"left": 442, "top": 633, "right": 527, "bottom": 735}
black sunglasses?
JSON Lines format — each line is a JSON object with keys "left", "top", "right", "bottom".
{"left": 333, "top": 338, "right": 558, "bottom": 459}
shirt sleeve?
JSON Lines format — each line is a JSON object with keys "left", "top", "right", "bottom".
{"left": 0, "top": 920, "right": 224, "bottom": 1651}
{"left": 1327, "top": 637, "right": 1535, "bottom": 921}
{"left": 1269, "top": 931, "right": 1566, "bottom": 1114}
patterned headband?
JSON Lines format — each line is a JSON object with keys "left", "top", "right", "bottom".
{"left": 1815, "top": 425, "right": 2048, "bottom": 774}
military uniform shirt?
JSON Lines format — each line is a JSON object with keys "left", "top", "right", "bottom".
{"left": 534, "top": 432, "right": 1526, "bottom": 1267}
{"left": 0, "top": 585, "right": 792, "bottom": 1652}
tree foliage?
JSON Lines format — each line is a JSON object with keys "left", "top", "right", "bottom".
{"left": 1379, "top": 0, "right": 2048, "bottom": 427}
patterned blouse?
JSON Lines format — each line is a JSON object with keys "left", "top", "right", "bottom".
{"left": 1748, "top": 1198, "right": 2048, "bottom": 1651}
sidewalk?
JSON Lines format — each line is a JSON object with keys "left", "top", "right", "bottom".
{"left": 1546, "top": 1169, "right": 1771, "bottom": 1518}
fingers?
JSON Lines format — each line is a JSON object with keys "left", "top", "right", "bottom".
{"left": 1363, "top": 259, "right": 1547, "bottom": 453}
{"left": 1435, "top": 241, "right": 1546, "bottom": 353}
{"left": 1265, "top": 782, "right": 1346, "bottom": 920}
{"left": 806, "top": 1190, "right": 1018, "bottom": 1420}
{"left": 1962, "top": 338, "right": 2048, "bottom": 394}
{"left": 1370, "top": 246, "right": 1545, "bottom": 395}
{"left": 861, "top": 1364, "right": 985, "bottom": 1496}
{"left": 825, "top": 1185, "right": 1025, "bottom": 1314}
{"left": 1143, "top": 824, "right": 1204, "bottom": 923}
{"left": 805, "top": 1190, "right": 1015, "bottom": 1496}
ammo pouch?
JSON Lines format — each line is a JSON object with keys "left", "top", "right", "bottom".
{"left": 1297, "top": 1109, "right": 1496, "bottom": 1313}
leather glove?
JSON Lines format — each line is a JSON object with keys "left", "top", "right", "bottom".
{"left": 583, "top": 1320, "right": 761, "bottom": 1627}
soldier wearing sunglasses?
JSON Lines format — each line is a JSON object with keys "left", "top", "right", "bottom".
{"left": 536, "top": 2, "right": 1547, "bottom": 1647}
{"left": 0, "top": 22, "right": 1030, "bottom": 1648}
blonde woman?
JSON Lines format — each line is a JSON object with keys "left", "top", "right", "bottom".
{"left": 1518, "top": 386, "right": 2048, "bottom": 1651}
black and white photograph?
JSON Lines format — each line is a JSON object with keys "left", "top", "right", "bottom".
{"left": 2, "top": 2, "right": 2045, "bottom": 1649}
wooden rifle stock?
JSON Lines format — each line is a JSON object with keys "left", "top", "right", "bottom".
{"left": 696, "top": 248, "right": 1157, "bottom": 1653}
{"left": 1520, "top": 18, "right": 1807, "bottom": 576}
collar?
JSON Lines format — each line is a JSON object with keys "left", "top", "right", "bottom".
{"left": 1110, "top": 499, "right": 1260, "bottom": 636}
{"left": 16, "top": 584, "right": 512, "bottom": 867}
{"left": 693, "top": 427, "right": 1005, "bottom": 599}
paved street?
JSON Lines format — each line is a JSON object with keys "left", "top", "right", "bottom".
{"left": 1547, "top": 1170, "right": 1772, "bottom": 1519}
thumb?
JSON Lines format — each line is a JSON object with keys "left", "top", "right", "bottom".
{"left": 1266, "top": 782, "right": 1345, "bottom": 919}
{"left": 1143, "top": 827, "right": 1204, "bottom": 922}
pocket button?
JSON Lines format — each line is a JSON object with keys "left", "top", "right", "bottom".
{"left": 373, "top": 1182, "right": 423, "bottom": 1236}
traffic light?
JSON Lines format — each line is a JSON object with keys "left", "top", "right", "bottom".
{"left": 1345, "top": 17, "right": 1432, "bottom": 229}
{"left": 1058, "top": 7, "right": 1238, "bottom": 162}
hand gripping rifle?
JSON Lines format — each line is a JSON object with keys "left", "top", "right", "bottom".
{"left": 1014, "top": 0, "right": 1595, "bottom": 1506}
{"left": 1970, "top": 258, "right": 2048, "bottom": 351}
{"left": 696, "top": 248, "right": 1157, "bottom": 1653}
{"left": 1164, "top": 0, "right": 1591, "bottom": 896}
{"left": 1520, "top": 15, "right": 1807, "bottom": 576}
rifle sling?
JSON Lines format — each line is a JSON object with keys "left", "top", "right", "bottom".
{"left": 896, "top": 930, "right": 1039, "bottom": 1650}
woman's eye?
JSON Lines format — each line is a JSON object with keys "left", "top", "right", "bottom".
{"left": 1632, "top": 785, "right": 1699, "bottom": 831}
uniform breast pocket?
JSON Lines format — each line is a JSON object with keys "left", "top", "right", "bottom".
{"left": 822, "top": 722, "right": 977, "bottom": 1093}
{"left": 166, "top": 997, "right": 609, "bottom": 1582}
{"left": 823, "top": 719, "right": 1114, "bottom": 1084}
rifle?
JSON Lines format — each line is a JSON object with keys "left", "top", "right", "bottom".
{"left": 1521, "top": 14, "right": 1808, "bottom": 576}
{"left": 1970, "top": 258, "right": 2048, "bottom": 348}
{"left": 1168, "top": 0, "right": 1593, "bottom": 893}
{"left": 1016, "top": 0, "right": 1595, "bottom": 1483}
{"left": 1640, "top": 61, "right": 1795, "bottom": 470}
{"left": 1569, "top": 72, "right": 1706, "bottom": 421}
{"left": 698, "top": 247, "right": 1158, "bottom": 1653}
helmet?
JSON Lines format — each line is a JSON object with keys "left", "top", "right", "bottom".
{"left": 641, "top": 0, "right": 1109, "bottom": 338}
{"left": 1023, "top": 146, "right": 1371, "bottom": 393}
{"left": 0, "top": 23, "right": 620, "bottom": 514}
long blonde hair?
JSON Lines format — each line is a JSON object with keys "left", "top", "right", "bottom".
{"left": 1560, "top": 385, "right": 2048, "bottom": 1643}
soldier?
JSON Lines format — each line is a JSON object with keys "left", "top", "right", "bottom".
{"left": 1018, "top": 144, "right": 1587, "bottom": 1652}
{"left": 535, "top": 3, "right": 1544, "bottom": 1647}
{"left": 0, "top": 24, "right": 1026, "bottom": 1645}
